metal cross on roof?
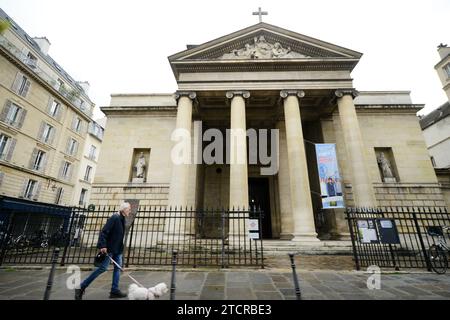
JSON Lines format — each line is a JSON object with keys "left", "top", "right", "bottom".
{"left": 252, "top": 7, "right": 268, "bottom": 23}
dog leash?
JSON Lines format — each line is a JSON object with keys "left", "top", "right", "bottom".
{"left": 107, "top": 254, "right": 145, "bottom": 288}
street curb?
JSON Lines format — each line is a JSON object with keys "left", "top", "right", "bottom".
{"left": 0, "top": 265, "right": 434, "bottom": 275}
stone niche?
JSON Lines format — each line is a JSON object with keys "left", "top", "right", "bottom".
{"left": 129, "top": 148, "right": 150, "bottom": 183}
{"left": 375, "top": 147, "right": 399, "bottom": 183}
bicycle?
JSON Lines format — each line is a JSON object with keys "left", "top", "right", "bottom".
{"left": 427, "top": 226, "right": 449, "bottom": 274}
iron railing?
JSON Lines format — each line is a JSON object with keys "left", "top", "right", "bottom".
{"left": 0, "top": 205, "right": 265, "bottom": 268}
{"left": 346, "top": 206, "right": 450, "bottom": 271}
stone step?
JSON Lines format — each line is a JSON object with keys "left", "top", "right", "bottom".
{"left": 261, "top": 240, "right": 353, "bottom": 255}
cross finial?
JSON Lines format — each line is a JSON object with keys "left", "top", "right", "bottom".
{"left": 252, "top": 7, "right": 268, "bottom": 23}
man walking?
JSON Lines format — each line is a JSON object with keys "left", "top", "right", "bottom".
{"left": 75, "top": 202, "right": 131, "bottom": 300}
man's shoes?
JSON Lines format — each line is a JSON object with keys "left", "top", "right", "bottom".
{"left": 109, "top": 290, "right": 127, "bottom": 299}
{"left": 75, "top": 288, "right": 85, "bottom": 300}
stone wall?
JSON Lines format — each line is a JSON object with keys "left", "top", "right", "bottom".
{"left": 89, "top": 185, "right": 169, "bottom": 207}
{"left": 343, "top": 184, "right": 447, "bottom": 208}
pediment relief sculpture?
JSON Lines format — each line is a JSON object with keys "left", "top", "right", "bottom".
{"left": 220, "top": 35, "right": 309, "bottom": 60}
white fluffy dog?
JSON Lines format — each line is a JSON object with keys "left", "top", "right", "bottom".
{"left": 128, "top": 282, "right": 168, "bottom": 300}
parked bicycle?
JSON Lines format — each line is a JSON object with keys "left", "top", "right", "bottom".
{"left": 427, "top": 226, "right": 449, "bottom": 274}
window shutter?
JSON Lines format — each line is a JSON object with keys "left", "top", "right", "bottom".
{"left": 32, "top": 181, "right": 41, "bottom": 201}
{"left": 56, "top": 104, "right": 63, "bottom": 122}
{"left": 40, "top": 152, "right": 48, "bottom": 173}
{"left": 67, "top": 163, "right": 73, "bottom": 180}
{"left": 20, "top": 79, "right": 31, "bottom": 97}
{"left": 5, "top": 138, "right": 16, "bottom": 162}
{"left": 58, "top": 160, "right": 65, "bottom": 179}
{"left": 0, "top": 172, "right": 4, "bottom": 187}
{"left": 37, "top": 121, "right": 46, "bottom": 141}
{"left": 11, "top": 72, "right": 23, "bottom": 93}
{"left": 47, "top": 97, "right": 54, "bottom": 115}
{"left": 29, "top": 148, "right": 39, "bottom": 169}
{"left": 19, "top": 179, "right": 28, "bottom": 198}
{"left": 79, "top": 121, "right": 84, "bottom": 135}
{"left": 0, "top": 101, "right": 11, "bottom": 122}
{"left": 48, "top": 127, "right": 56, "bottom": 145}
{"left": 65, "top": 137, "right": 71, "bottom": 154}
{"left": 73, "top": 140, "right": 79, "bottom": 156}
{"left": 71, "top": 117, "right": 77, "bottom": 131}
{"left": 16, "top": 108, "right": 27, "bottom": 129}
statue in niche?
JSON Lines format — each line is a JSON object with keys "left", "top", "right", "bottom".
{"left": 134, "top": 152, "right": 146, "bottom": 178}
{"left": 377, "top": 152, "right": 395, "bottom": 181}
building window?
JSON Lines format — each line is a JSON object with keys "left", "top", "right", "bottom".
{"left": 12, "top": 73, "right": 31, "bottom": 98}
{"left": 61, "top": 161, "right": 71, "bottom": 178}
{"left": 31, "top": 150, "right": 46, "bottom": 171}
{"left": 88, "top": 145, "right": 96, "bottom": 160}
{"left": 72, "top": 117, "right": 82, "bottom": 133}
{"left": 26, "top": 52, "right": 37, "bottom": 68}
{"left": 0, "top": 101, "right": 27, "bottom": 128}
{"left": 79, "top": 188, "right": 88, "bottom": 206}
{"left": 5, "top": 103, "right": 21, "bottom": 125}
{"left": 0, "top": 133, "right": 16, "bottom": 161}
{"left": 0, "top": 134, "right": 8, "bottom": 159}
{"left": 24, "top": 179, "right": 38, "bottom": 199}
{"left": 67, "top": 138, "right": 78, "bottom": 156}
{"left": 55, "top": 187, "right": 64, "bottom": 205}
{"left": 444, "top": 64, "right": 450, "bottom": 78}
{"left": 49, "top": 100, "right": 60, "bottom": 118}
{"left": 84, "top": 165, "right": 92, "bottom": 182}
{"left": 40, "top": 123, "right": 54, "bottom": 144}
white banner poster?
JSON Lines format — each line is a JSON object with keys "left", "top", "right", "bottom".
{"left": 315, "top": 144, "right": 345, "bottom": 209}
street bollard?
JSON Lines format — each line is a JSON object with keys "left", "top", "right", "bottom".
{"left": 170, "top": 250, "right": 178, "bottom": 300}
{"left": 288, "top": 253, "right": 302, "bottom": 300}
{"left": 43, "top": 247, "right": 60, "bottom": 300}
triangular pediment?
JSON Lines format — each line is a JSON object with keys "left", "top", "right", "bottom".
{"left": 169, "top": 22, "right": 362, "bottom": 61}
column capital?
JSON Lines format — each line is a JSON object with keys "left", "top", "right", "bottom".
{"left": 174, "top": 91, "right": 197, "bottom": 101}
{"left": 335, "top": 89, "right": 359, "bottom": 99}
{"left": 226, "top": 90, "right": 250, "bottom": 99}
{"left": 280, "top": 90, "right": 305, "bottom": 99}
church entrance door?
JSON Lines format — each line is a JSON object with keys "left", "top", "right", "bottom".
{"left": 248, "top": 177, "right": 272, "bottom": 239}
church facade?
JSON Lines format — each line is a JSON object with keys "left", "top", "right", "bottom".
{"left": 91, "top": 23, "right": 446, "bottom": 242}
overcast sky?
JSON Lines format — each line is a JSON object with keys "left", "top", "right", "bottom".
{"left": 1, "top": 0, "right": 448, "bottom": 120}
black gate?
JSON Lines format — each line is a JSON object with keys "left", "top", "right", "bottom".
{"left": 0, "top": 204, "right": 264, "bottom": 268}
{"left": 346, "top": 206, "right": 450, "bottom": 271}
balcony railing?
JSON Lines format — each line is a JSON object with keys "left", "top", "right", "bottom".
{"left": 0, "top": 34, "right": 92, "bottom": 118}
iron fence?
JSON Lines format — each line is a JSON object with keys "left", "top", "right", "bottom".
{"left": 346, "top": 206, "right": 450, "bottom": 271}
{"left": 0, "top": 205, "right": 264, "bottom": 268}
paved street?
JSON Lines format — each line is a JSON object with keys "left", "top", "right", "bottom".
{"left": 0, "top": 255, "right": 449, "bottom": 300}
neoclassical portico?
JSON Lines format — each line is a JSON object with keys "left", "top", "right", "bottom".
{"left": 165, "top": 22, "right": 378, "bottom": 241}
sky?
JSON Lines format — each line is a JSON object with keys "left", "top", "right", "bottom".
{"left": 0, "top": 0, "right": 448, "bottom": 120}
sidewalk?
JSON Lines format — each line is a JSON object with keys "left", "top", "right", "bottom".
{"left": 0, "top": 255, "right": 449, "bottom": 300}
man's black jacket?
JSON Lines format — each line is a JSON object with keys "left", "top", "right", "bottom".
{"left": 97, "top": 213, "right": 125, "bottom": 254}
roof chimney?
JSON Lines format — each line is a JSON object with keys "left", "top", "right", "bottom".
{"left": 32, "top": 37, "right": 51, "bottom": 55}
{"left": 77, "top": 81, "right": 90, "bottom": 95}
{"left": 437, "top": 43, "right": 450, "bottom": 60}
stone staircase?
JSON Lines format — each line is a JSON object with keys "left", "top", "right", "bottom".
{"left": 261, "top": 240, "right": 353, "bottom": 255}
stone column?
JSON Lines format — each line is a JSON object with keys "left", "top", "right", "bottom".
{"left": 335, "top": 89, "right": 377, "bottom": 207}
{"left": 280, "top": 90, "right": 319, "bottom": 242}
{"left": 165, "top": 91, "right": 196, "bottom": 241}
{"left": 167, "top": 91, "right": 196, "bottom": 208}
{"left": 226, "top": 91, "right": 250, "bottom": 244}
{"left": 226, "top": 91, "right": 250, "bottom": 209}
{"left": 276, "top": 120, "right": 294, "bottom": 239}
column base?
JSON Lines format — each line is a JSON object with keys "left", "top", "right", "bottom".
{"left": 279, "top": 233, "right": 294, "bottom": 240}
{"left": 290, "top": 233, "right": 320, "bottom": 242}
